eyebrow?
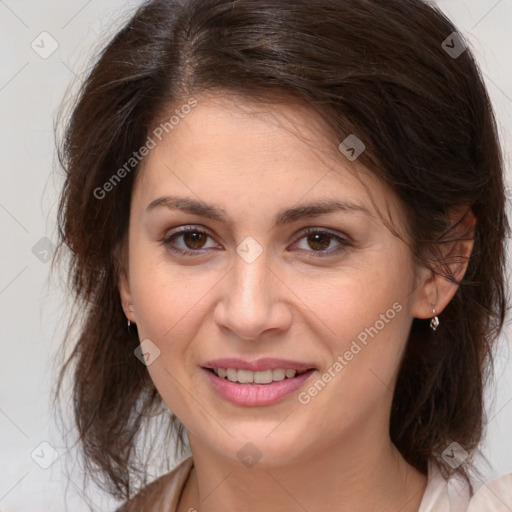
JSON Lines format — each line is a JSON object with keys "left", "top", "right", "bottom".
{"left": 145, "top": 195, "right": 372, "bottom": 225}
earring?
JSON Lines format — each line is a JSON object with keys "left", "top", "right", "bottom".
{"left": 430, "top": 308, "right": 439, "bottom": 331}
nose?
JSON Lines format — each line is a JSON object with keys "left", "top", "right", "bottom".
{"left": 213, "top": 249, "right": 293, "bottom": 341}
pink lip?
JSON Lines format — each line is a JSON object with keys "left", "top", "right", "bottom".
{"left": 203, "top": 357, "right": 316, "bottom": 372}
{"left": 202, "top": 367, "right": 317, "bottom": 407}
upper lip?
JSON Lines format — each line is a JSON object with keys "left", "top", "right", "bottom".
{"left": 202, "top": 358, "right": 316, "bottom": 372}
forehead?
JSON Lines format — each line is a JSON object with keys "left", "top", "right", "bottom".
{"left": 146, "top": 93, "right": 341, "bottom": 174}
{"left": 133, "top": 93, "right": 402, "bottom": 227}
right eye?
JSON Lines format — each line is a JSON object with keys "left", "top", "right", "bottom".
{"left": 161, "top": 225, "right": 221, "bottom": 256}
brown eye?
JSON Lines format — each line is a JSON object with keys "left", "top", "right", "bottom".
{"left": 306, "top": 232, "right": 332, "bottom": 251}
{"left": 182, "top": 231, "right": 208, "bottom": 249}
{"left": 293, "top": 228, "right": 351, "bottom": 257}
{"left": 162, "top": 226, "right": 219, "bottom": 255}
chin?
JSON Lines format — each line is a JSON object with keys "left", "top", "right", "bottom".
{"left": 201, "top": 428, "right": 312, "bottom": 469}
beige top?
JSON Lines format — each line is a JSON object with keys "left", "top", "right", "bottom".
{"left": 115, "top": 456, "right": 512, "bottom": 511}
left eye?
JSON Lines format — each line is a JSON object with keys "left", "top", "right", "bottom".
{"left": 291, "top": 228, "right": 350, "bottom": 257}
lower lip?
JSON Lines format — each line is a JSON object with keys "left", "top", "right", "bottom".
{"left": 202, "top": 368, "right": 316, "bottom": 406}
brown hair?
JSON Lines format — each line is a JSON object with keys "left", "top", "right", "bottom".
{"left": 53, "top": 0, "right": 509, "bottom": 501}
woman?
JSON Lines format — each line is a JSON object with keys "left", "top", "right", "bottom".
{"left": 53, "top": 0, "right": 512, "bottom": 510}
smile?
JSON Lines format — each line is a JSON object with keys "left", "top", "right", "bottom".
{"left": 211, "top": 367, "right": 306, "bottom": 383}
{"left": 203, "top": 366, "right": 316, "bottom": 406}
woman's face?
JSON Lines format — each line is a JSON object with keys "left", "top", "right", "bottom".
{"left": 121, "top": 93, "right": 429, "bottom": 466}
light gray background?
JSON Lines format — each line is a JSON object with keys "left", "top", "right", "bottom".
{"left": 1, "top": 1, "right": 511, "bottom": 510}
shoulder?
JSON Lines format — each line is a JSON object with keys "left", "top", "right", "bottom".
{"left": 419, "top": 459, "right": 512, "bottom": 512}
{"left": 467, "top": 472, "right": 512, "bottom": 511}
{"left": 113, "top": 457, "right": 194, "bottom": 512}
{"left": 419, "top": 458, "right": 471, "bottom": 512}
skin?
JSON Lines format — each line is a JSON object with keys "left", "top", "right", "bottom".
{"left": 119, "top": 92, "right": 475, "bottom": 512}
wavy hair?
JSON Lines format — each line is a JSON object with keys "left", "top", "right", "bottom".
{"left": 53, "top": 0, "right": 509, "bottom": 501}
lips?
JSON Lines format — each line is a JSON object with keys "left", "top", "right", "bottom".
{"left": 202, "top": 357, "right": 317, "bottom": 406}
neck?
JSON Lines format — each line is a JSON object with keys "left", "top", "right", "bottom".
{"left": 179, "top": 431, "right": 427, "bottom": 512}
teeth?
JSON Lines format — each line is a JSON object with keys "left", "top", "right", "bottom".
{"left": 272, "top": 368, "right": 286, "bottom": 381}
{"left": 213, "top": 368, "right": 300, "bottom": 383}
{"left": 237, "top": 369, "right": 254, "bottom": 383}
{"left": 227, "top": 368, "right": 238, "bottom": 382}
{"left": 254, "top": 369, "right": 273, "bottom": 384}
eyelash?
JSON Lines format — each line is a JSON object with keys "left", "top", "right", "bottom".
{"left": 160, "top": 225, "right": 352, "bottom": 258}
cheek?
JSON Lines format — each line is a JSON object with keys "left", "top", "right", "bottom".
{"left": 295, "top": 286, "right": 410, "bottom": 440}
{"left": 127, "top": 256, "right": 217, "bottom": 424}
{"left": 303, "top": 253, "right": 413, "bottom": 387}
{"left": 305, "top": 255, "right": 411, "bottom": 341}
{"left": 128, "top": 247, "right": 221, "bottom": 358}
{"left": 131, "top": 270, "right": 203, "bottom": 342}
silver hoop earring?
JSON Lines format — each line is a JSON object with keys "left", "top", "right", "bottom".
{"left": 430, "top": 309, "right": 439, "bottom": 331}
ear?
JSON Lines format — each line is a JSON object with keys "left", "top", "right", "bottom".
{"left": 411, "top": 207, "right": 476, "bottom": 320}
{"left": 118, "top": 270, "right": 136, "bottom": 323}
{"left": 115, "top": 238, "right": 136, "bottom": 323}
